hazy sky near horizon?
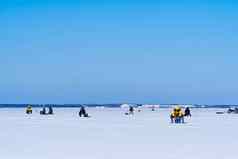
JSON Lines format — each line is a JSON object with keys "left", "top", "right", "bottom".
{"left": 1, "top": 0, "right": 238, "bottom": 104}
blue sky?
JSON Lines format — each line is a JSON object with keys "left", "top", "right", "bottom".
{"left": 1, "top": 0, "right": 238, "bottom": 104}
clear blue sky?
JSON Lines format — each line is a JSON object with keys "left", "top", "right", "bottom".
{"left": 1, "top": 0, "right": 238, "bottom": 104}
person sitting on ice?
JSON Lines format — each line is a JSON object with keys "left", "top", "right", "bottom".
{"left": 48, "top": 106, "right": 53, "bottom": 115}
{"left": 79, "top": 106, "right": 89, "bottom": 117}
{"left": 184, "top": 107, "right": 191, "bottom": 117}
{"left": 170, "top": 106, "right": 184, "bottom": 123}
{"left": 26, "top": 105, "right": 33, "bottom": 114}
{"left": 235, "top": 108, "right": 238, "bottom": 114}
{"left": 227, "top": 108, "right": 238, "bottom": 114}
{"left": 129, "top": 106, "right": 134, "bottom": 115}
{"left": 40, "top": 107, "right": 46, "bottom": 115}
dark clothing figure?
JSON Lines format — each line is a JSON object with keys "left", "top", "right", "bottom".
{"left": 227, "top": 108, "right": 234, "bottom": 114}
{"left": 48, "top": 106, "right": 53, "bottom": 115}
{"left": 228, "top": 108, "right": 238, "bottom": 114}
{"left": 170, "top": 114, "right": 174, "bottom": 123}
{"left": 184, "top": 107, "right": 191, "bottom": 117}
{"left": 129, "top": 106, "right": 134, "bottom": 115}
{"left": 40, "top": 106, "right": 53, "bottom": 115}
{"left": 40, "top": 107, "right": 46, "bottom": 115}
{"left": 235, "top": 108, "right": 238, "bottom": 114}
{"left": 79, "top": 107, "right": 89, "bottom": 117}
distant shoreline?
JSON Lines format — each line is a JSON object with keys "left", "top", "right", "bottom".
{"left": 0, "top": 104, "right": 236, "bottom": 108}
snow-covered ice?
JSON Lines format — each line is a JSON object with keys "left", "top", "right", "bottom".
{"left": 0, "top": 108, "right": 237, "bottom": 159}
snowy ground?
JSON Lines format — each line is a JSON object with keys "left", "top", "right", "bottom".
{"left": 0, "top": 108, "right": 237, "bottom": 159}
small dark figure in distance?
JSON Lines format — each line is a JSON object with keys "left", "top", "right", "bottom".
{"left": 129, "top": 106, "right": 134, "bottom": 115}
{"left": 184, "top": 107, "right": 191, "bottom": 117}
{"left": 48, "top": 106, "right": 53, "bottom": 115}
{"left": 79, "top": 106, "right": 89, "bottom": 117}
{"left": 235, "top": 108, "right": 238, "bottom": 114}
{"left": 40, "top": 107, "right": 46, "bottom": 115}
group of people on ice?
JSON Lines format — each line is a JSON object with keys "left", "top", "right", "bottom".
{"left": 123, "top": 105, "right": 191, "bottom": 124}
{"left": 40, "top": 106, "right": 54, "bottom": 115}
{"left": 170, "top": 106, "right": 191, "bottom": 123}
{"left": 26, "top": 105, "right": 192, "bottom": 123}
{"left": 26, "top": 105, "right": 91, "bottom": 118}
{"left": 26, "top": 105, "right": 54, "bottom": 115}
